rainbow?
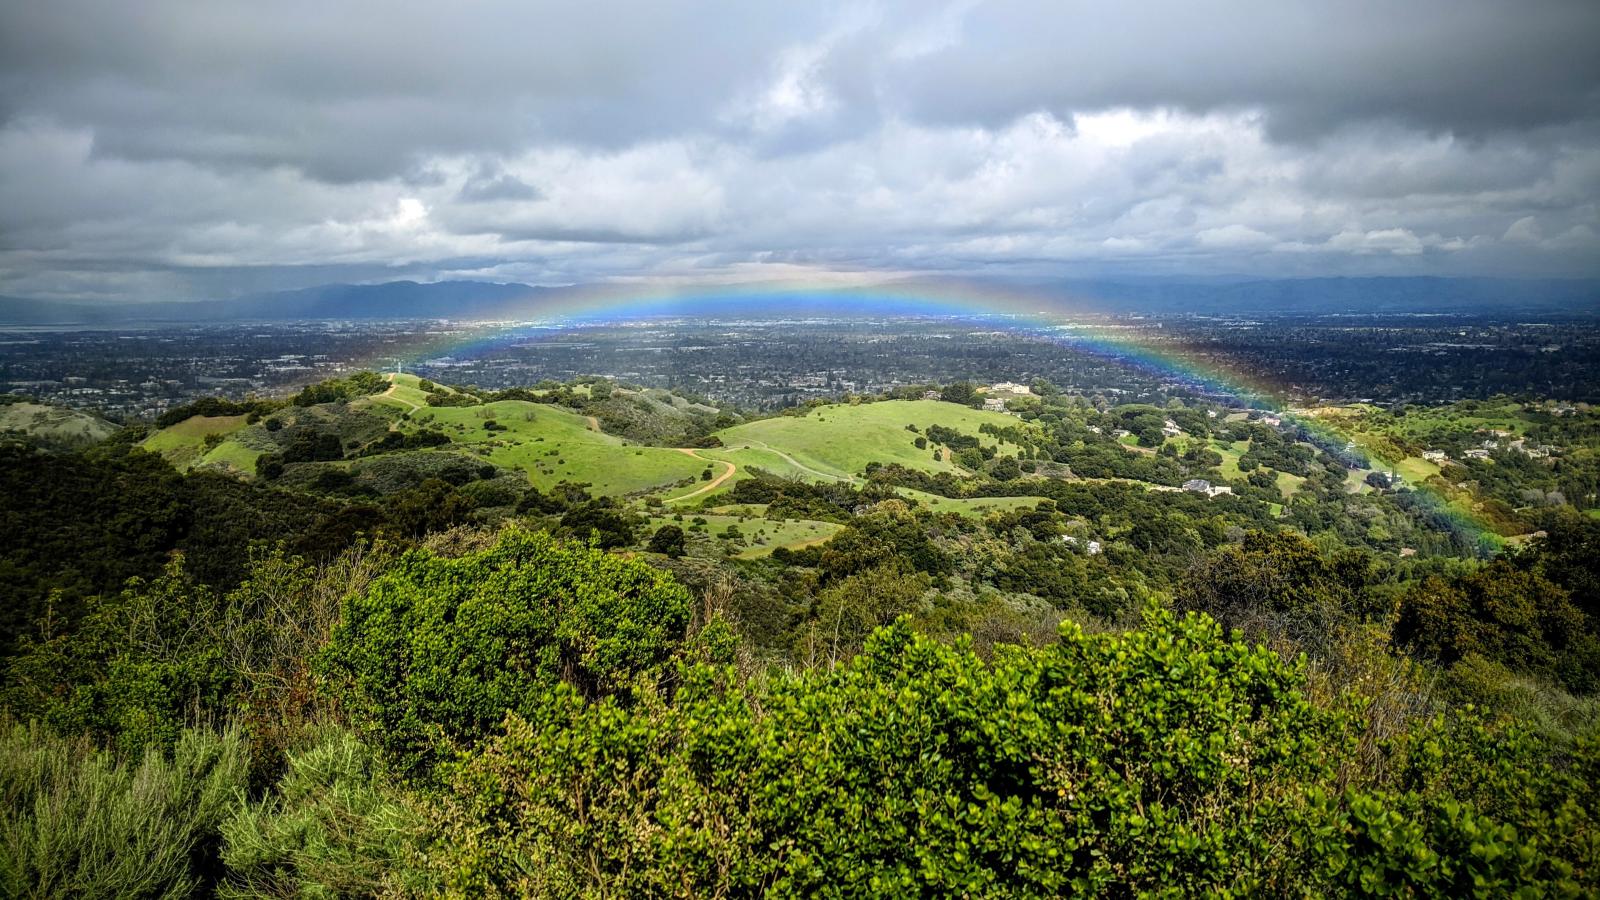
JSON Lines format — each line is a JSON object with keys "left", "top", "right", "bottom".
{"left": 355, "top": 276, "right": 1504, "bottom": 553}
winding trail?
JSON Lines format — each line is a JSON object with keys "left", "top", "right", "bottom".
{"left": 378, "top": 376, "right": 422, "bottom": 415}
{"left": 664, "top": 449, "right": 737, "bottom": 502}
{"left": 585, "top": 415, "right": 601, "bottom": 432}
{"left": 735, "top": 439, "right": 856, "bottom": 483}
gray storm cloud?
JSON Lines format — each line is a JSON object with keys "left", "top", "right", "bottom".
{"left": 1, "top": 0, "right": 1597, "bottom": 301}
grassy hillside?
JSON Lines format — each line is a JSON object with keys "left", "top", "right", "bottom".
{"left": 398, "top": 395, "right": 1037, "bottom": 500}
{"left": 407, "top": 400, "right": 707, "bottom": 496}
{"left": 714, "top": 400, "right": 1027, "bottom": 482}
{"left": 893, "top": 489, "right": 1051, "bottom": 518}
{"left": 0, "top": 400, "right": 119, "bottom": 450}
{"left": 360, "top": 373, "right": 433, "bottom": 413}
{"left": 141, "top": 414, "right": 250, "bottom": 470}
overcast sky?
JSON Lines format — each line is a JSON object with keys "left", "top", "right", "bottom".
{"left": 2, "top": 0, "right": 1598, "bottom": 303}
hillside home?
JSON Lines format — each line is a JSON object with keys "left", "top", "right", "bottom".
{"left": 988, "top": 381, "right": 1032, "bottom": 395}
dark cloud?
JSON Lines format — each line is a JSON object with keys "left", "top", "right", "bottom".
{"left": 882, "top": 0, "right": 1600, "bottom": 140}
{"left": 0, "top": 0, "right": 1597, "bottom": 302}
{"left": 456, "top": 166, "right": 543, "bottom": 204}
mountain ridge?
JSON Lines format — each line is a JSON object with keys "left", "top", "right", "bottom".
{"left": 1, "top": 276, "right": 1596, "bottom": 325}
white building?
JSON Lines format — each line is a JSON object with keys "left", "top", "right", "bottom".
{"left": 989, "top": 381, "right": 1032, "bottom": 395}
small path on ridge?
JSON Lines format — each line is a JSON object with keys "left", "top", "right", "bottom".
{"left": 664, "top": 449, "right": 737, "bottom": 502}
{"left": 735, "top": 439, "right": 856, "bottom": 483}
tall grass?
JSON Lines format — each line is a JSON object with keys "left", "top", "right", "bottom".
{"left": 220, "top": 729, "right": 431, "bottom": 899}
{"left": 0, "top": 721, "right": 247, "bottom": 899}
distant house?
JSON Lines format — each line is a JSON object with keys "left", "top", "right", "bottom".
{"left": 1481, "top": 440, "right": 1499, "bottom": 449}
{"left": 1182, "top": 479, "right": 1211, "bottom": 493}
{"left": 1205, "top": 485, "right": 1234, "bottom": 497}
{"left": 1162, "top": 418, "right": 1182, "bottom": 437}
{"left": 1421, "top": 450, "right": 1447, "bottom": 462}
{"left": 1465, "top": 448, "right": 1491, "bottom": 459}
{"left": 982, "top": 397, "right": 1007, "bottom": 412}
{"left": 1087, "top": 425, "right": 1103, "bottom": 434}
{"left": 1261, "top": 415, "right": 1282, "bottom": 426}
{"left": 1061, "top": 534, "right": 1104, "bottom": 555}
{"left": 989, "top": 381, "right": 1032, "bottom": 395}
{"left": 922, "top": 390, "right": 941, "bottom": 401}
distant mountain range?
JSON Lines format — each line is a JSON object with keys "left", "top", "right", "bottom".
{"left": 1032, "top": 276, "right": 1600, "bottom": 317}
{"left": 1, "top": 276, "right": 1596, "bottom": 325}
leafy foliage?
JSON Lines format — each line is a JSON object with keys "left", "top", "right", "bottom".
{"left": 320, "top": 528, "right": 695, "bottom": 779}
{"left": 1177, "top": 531, "right": 1382, "bottom": 655}
{"left": 432, "top": 607, "right": 1598, "bottom": 897}
{"left": 1395, "top": 558, "right": 1599, "bottom": 694}
{"left": 0, "top": 442, "right": 348, "bottom": 658}
{"left": 290, "top": 372, "right": 386, "bottom": 407}
{"left": 4, "top": 559, "right": 236, "bottom": 756}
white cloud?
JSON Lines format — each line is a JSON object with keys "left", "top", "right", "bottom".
{"left": 1196, "top": 225, "right": 1275, "bottom": 248}
{"left": 1326, "top": 228, "right": 1426, "bottom": 256}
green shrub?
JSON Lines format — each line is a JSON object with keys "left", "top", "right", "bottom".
{"left": 291, "top": 373, "right": 386, "bottom": 407}
{"left": 4, "top": 558, "right": 233, "bottom": 757}
{"left": 0, "top": 722, "right": 247, "bottom": 899}
{"left": 1394, "top": 559, "right": 1598, "bottom": 694}
{"left": 320, "top": 527, "right": 695, "bottom": 779}
{"left": 438, "top": 605, "right": 1600, "bottom": 897}
{"left": 220, "top": 730, "right": 432, "bottom": 899}
{"left": 441, "top": 607, "right": 1343, "bottom": 896}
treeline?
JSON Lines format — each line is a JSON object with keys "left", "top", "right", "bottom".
{"left": 0, "top": 431, "right": 633, "bottom": 658}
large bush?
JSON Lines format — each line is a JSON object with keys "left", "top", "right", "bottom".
{"left": 0, "top": 722, "right": 247, "bottom": 899}
{"left": 1395, "top": 559, "right": 1598, "bottom": 694}
{"left": 321, "top": 527, "right": 696, "bottom": 778}
{"left": 442, "top": 609, "right": 1337, "bottom": 896}
{"left": 438, "top": 607, "right": 1598, "bottom": 897}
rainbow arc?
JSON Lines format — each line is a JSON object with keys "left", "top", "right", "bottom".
{"left": 355, "top": 277, "right": 1502, "bottom": 552}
